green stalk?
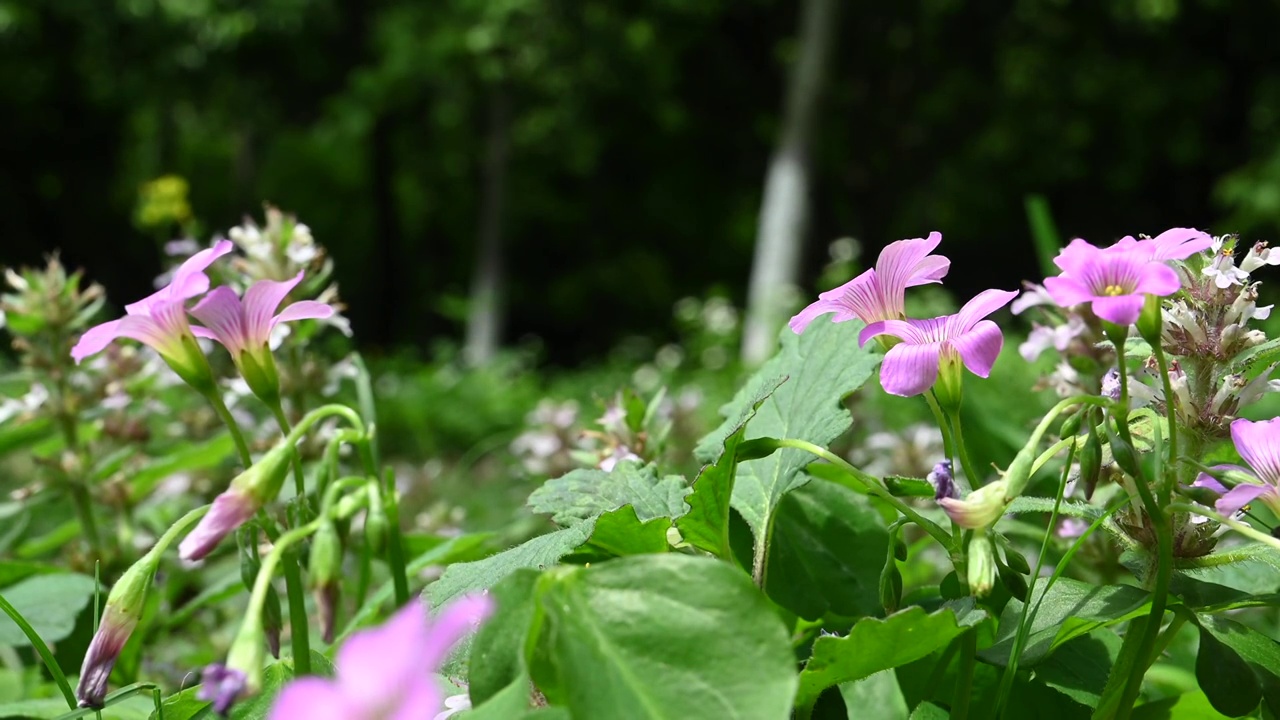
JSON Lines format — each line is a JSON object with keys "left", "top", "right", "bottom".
{"left": 267, "top": 402, "right": 308, "bottom": 504}
{"left": 1150, "top": 344, "right": 1180, "bottom": 501}
{"left": 204, "top": 391, "right": 252, "bottom": 468}
{"left": 775, "top": 438, "right": 952, "bottom": 547}
{"left": 925, "top": 391, "right": 957, "bottom": 469}
{"left": 948, "top": 410, "right": 982, "bottom": 490}
{"left": 952, "top": 630, "right": 978, "bottom": 720}
{"left": 279, "top": 555, "right": 311, "bottom": 675}
{"left": 379, "top": 466, "right": 410, "bottom": 605}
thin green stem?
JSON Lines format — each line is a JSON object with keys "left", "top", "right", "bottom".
{"left": 147, "top": 505, "right": 210, "bottom": 560}
{"left": 1169, "top": 503, "right": 1280, "bottom": 551}
{"left": 1151, "top": 345, "right": 1179, "bottom": 500}
{"left": 775, "top": 438, "right": 952, "bottom": 547}
{"left": 280, "top": 556, "right": 311, "bottom": 675}
{"left": 267, "top": 402, "right": 308, "bottom": 502}
{"left": 68, "top": 483, "right": 104, "bottom": 561}
{"left": 205, "top": 392, "right": 252, "bottom": 468}
{"left": 952, "top": 630, "right": 978, "bottom": 720}
{"left": 925, "top": 391, "right": 957, "bottom": 469}
{"left": 380, "top": 466, "right": 410, "bottom": 605}
{"left": 948, "top": 410, "right": 981, "bottom": 490}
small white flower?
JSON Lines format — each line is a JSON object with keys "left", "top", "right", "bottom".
{"left": 1239, "top": 241, "right": 1280, "bottom": 274}
{"left": 433, "top": 692, "right": 472, "bottom": 720}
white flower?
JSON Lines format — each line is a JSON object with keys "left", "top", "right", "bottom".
{"left": 434, "top": 692, "right": 472, "bottom": 720}
{"left": 1239, "top": 241, "right": 1280, "bottom": 274}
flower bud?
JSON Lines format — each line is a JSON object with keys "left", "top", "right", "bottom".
{"left": 939, "top": 480, "right": 1010, "bottom": 530}
{"left": 927, "top": 460, "right": 957, "bottom": 500}
{"left": 308, "top": 520, "right": 343, "bottom": 643}
{"left": 1136, "top": 294, "right": 1163, "bottom": 346}
{"left": 199, "top": 617, "right": 265, "bottom": 714}
{"left": 967, "top": 531, "right": 997, "bottom": 598}
{"left": 1079, "top": 424, "right": 1103, "bottom": 501}
{"left": 180, "top": 442, "right": 293, "bottom": 561}
{"left": 237, "top": 347, "right": 282, "bottom": 406}
{"left": 76, "top": 557, "right": 156, "bottom": 707}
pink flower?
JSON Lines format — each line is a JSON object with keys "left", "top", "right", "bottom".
{"left": 790, "top": 232, "right": 950, "bottom": 333}
{"left": 1042, "top": 239, "right": 1181, "bottom": 325}
{"left": 1192, "top": 418, "right": 1280, "bottom": 516}
{"left": 71, "top": 241, "right": 233, "bottom": 373}
{"left": 268, "top": 596, "right": 494, "bottom": 720}
{"left": 1112, "top": 228, "right": 1213, "bottom": 261}
{"left": 190, "top": 271, "right": 333, "bottom": 359}
{"left": 860, "top": 289, "right": 1017, "bottom": 397}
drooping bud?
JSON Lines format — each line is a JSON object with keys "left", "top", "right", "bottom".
{"left": 198, "top": 616, "right": 265, "bottom": 714}
{"left": 180, "top": 442, "right": 293, "bottom": 561}
{"left": 967, "top": 531, "right": 997, "bottom": 598}
{"left": 308, "top": 520, "right": 343, "bottom": 643}
{"left": 76, "top": 557, "right": 157, "bottom": 707}
{"left": 938, "top": 480, "right": 1009, "bottom": 530}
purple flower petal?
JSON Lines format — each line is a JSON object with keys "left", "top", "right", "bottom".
{"left": 1148, "top": 228, "right": 1213, "bottom": 260}
{"left": 1089, "top": 295, "right": 1146, "bottom": 325}
{"left": 952, "top": 289, "right": 1017, "bottom": 333}
{"left": 125, "top": 240, "right": 233, "bottom": 315}
{"left": 420, "top": 595, "right": 494, "bottom": 669}
{"left": 1191, "top": 474, "right": 1229, "bottom": 494}
{"left": 268, "top": 679, "right": 352, "bottom": 720}
{"left": 274, "top": 300, "right": 335, "bottom": 326}
{"left": 1216, "top": 483, "right": 1269, "bottom": 516}
{"left": 72, "top": 312, "right": 179, "bottom": 364}
{"left": 1132, "top": 262, "right": 1181, "bottom": 296}
{"left": 335, "top": 601, "right": 428, "bottom": 713}
{"left": 1042, "top": 276, "right": 1096, "bottom": 307}
{"left": 190, "top": 287, "right": 248, "bottom": 355}
{"left": 1230, "top": 417, "right": 1280, "bottom": 484}
{"left": 948, "top": 320, "right": 1003, "bottom": 378}
{"left": 877, "top": 232, "right": 945, "bottom": 290}
{"left": 908, "top": 254, "right": 951, "bottom": 286}
{"left": 243, "top": 273, "right": 307, "bottom": 346}
{"left": 1052, "top": 239, "right": 1102, "bottom": 276}
{"left": 879, "top": 341, "right": 942, "bottom": 396}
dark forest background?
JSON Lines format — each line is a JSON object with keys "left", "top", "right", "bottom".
{"left": 5, "top": 0, "right": 1280, "bottom": 363}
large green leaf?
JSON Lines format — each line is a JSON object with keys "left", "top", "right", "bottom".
{"left": 715, "top": 319, "right": 880, "bottom": 539}
{"left": 1196, "top": 613, "right": 1280, "bottom": 716}
{"left": 584, "top": 505, "right": 671, "bottom": 557}
{"left": 469, "top": 570, "right": 541, "bottom": 705}
{"left": 529, "top": 554, "right": 797, "bottom": 719}
{"left": 426, "top": 521, "right": 596, "bottom": 610}
{"left": 838, "top": 670, "right": 908, "bottom": 720}
{"left": 980, "top": 578, "right": 1150, "bottom": 666}
{"left": 0, "top": 573, "right": 96, "bottom": 646}
{"left": 526, "top": 463, "right": 689, "bottom": 527}
{"left": 1195, "top": 622, "right": 1261, "bottom": 717}
{"left": 678, "top": 376, "right": 785, "bottom": 557}
{"left": 0, "top": 696, "right": 154, "bottom": 719}
{"left": 467, "top": 675, "right": 535, "bottom": 719}
{"left": 1031, "top": 630, "right": 1122, "bottom": 708}
{"left": 795, "top": 600, "right": 987, "bottom": 712}
{"left": 764, "top": 479, "right": 888, "bottom": 620}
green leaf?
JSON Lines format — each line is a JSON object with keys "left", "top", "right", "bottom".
{"left": 0, "top": 561, "right": 61, "bottom": 588}
{"left": 0, "top": 573, "right": 96, "bottom": 646}
{"left": 530, "top": 554, "right": 796, "bottom": 718}
{"left": 980, "top": 578, "right": 1150, "bottom": 666}
{"left": 1195, "top": 623, "right": 1261, "bottom": 717}
{"left": 129, "top": 433, "right": 234, "bottom": 499}
{"left": 764, "top": 480, "right": 888, "bottom": 620}
{"left": 1131, "top": 691, "right": 1229, "bottom": 720}
{"left": 677, "top": 376, "right": 785, "bottom": 557}
{"left": 0, "top": 696, "right": 154, "bottom": 719}
{"left": 1196, "top": 613, "right": 1280, "bottom": 716}
{"left": 908, "top": 701, "right": 949, "bottom": 720}
{"left": 1032, "top": 630, "right": 1122, "bottom": 708}
{"left": 427, "top": 522, "right": 596, "bottom": 610}
{"left": 795, "top": 600, "right": 988, "bottom": 712}
{"left": 526, "top": 463, "right": 689, "bottom": 527}
{"left": 838, "top": 670, "right": 908, "bottom": 720}
{"left": 467, "top": 675, "right": 534, "bottom": 719}
{"left": 469, "top": 570, "right": 541, "bottom": 705}
{"left": 585, "top": 505, "right": 671, "bottom": 556}
{"left": 1024, "top": 193, "right": 1063, "bottom": 278}
{"left": 719, "top": 318, "right": 880, "bottom": 539}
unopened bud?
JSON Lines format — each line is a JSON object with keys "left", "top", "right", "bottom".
{"left": 927, "top": 460, "right": 957, "bottom": 500}
{"left": 1079, "top": 425, "right": 1103, "bottom": 501}
{"left": 1136, "top": 294, "right": 1163, "bottom": 346}
{"left": 180, "top": 442, "right": 293, "bottom": 561}
{"left": 76, "top": 558, "right": 156, "bottom": 707}
{"left": 308, "top": 521, "right": 343, "bottom": 643}
{"left": 198, "top": 615, "right": 265, "bottom": 713}
{"left": 967, "top": 531, "right": 997, "bottom": 598}
{"left": 939, "top": 480, "right": 1009, "bottom": 530}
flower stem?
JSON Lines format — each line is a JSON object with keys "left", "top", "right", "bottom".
{"left": 948, "top": 410, "right": 982, "bottom": 490}
{"left": 774, "top": 438, "right": 952, "bottom": 547}
{"left": 925, "top": 391, "right": 957, "bottom": 470}
{"left": 267, "top": 402, "right": 308, "bottom": 502}
{"left": 205, "top": 392, "right": 253, "bottom": 469}
{"left": 280, "top": 555, "right": 311, "bottom": 675}
{"left": 1151, "top": 344, "right": 1180, "bottom": 500}
{"left": 379, "top": 466, "right": 410, "bottom": 605}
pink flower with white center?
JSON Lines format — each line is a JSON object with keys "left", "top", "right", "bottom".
{"left": 789, "top": 232, "right": 950, "bottom": 333}
{"left": 268, "top": 595, "right": 493, "bottom": 720}
{"left": 189, "top": 271, "right": 333, "bottom": 401}
{"left": 71, "top": 241, "right": 233, "bottom": 387}
{"left": 859, "top": 289, "right": 1017, "bottom": 397}
{"left": 1042, "top": 239, "right": 1182, "bottom": 325}
{"left": 1192, "top": 417, "right": 1280, "bottom": 516}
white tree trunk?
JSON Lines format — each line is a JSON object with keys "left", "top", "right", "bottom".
{"left": 464, "top": 85, "right": 511, "bottom": 366}
{"left": 741, "top": 0, "right": 839, "bottom": 365}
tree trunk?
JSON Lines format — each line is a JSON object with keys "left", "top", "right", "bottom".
{"left": 740, "top": 0, "right": 839, "bottom": 365}
{"left": 464, "top": 83, "right": 512, "bottom": 366}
